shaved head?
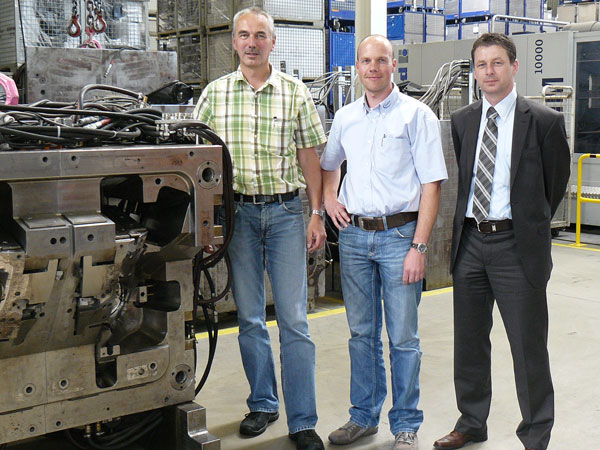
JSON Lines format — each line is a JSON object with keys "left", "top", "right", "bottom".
{"left": 357, "top": 34, "right": 394, "bottom": 61}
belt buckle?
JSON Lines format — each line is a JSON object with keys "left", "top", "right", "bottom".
{"left": 476, "top": 220, "right": 496, "bottom": 233}
{"left": 358, "top": 216, "right": 376, "bottom": 231}
{"left": 252, "top": 195, "right": 265, "bottom": 205}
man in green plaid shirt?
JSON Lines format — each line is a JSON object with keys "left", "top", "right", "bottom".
{"left": 193, "top": 7, "right": 326, "bottom": 450}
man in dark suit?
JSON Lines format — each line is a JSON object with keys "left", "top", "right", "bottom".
{"left": 433, "top": 33, "right": 570, "bottom": 450}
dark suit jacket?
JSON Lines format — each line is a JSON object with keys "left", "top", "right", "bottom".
{"left": 450, "top": 95, "right": 571, "bottom": 288}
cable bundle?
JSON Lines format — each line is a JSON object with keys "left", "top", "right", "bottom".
{"left": 307, "top": 70, "right": 356, "bottom": 107}
{"left": 419, "top": 59, "right": 470, "bottom": 117}
{"left": 65, "top": 410, "right": 163, "bottom": 450}
{"left": 0, "top": 85, "right": 184, "bottom": 150}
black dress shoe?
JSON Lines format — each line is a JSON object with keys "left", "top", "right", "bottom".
{"left": 239, "top": 411, "right": 279, "bottom": 436}
{"left": 289, "top": 429, "right": 325, "bottom": 450}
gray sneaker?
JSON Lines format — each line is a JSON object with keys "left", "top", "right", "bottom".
{"left": 393, "top": 431, "right": 418, "bottom": 450}
{"left": 328, "top": 420, "right": 378, "bottom": 445}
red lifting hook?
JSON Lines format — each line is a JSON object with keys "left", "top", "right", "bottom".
{"left": 94, "top": 14, "right": 107, "bottom": 33}
{"left": 68, "top": 15, "right": 81, "bottom": 37}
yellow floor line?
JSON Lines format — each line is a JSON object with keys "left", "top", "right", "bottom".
{"left": 196, "top": 286, "right": 453, "bottom": 340}
{"left": 553, "top": 242, "right": 600, "bottom": 252}
{"left": 423, "top": 286, "right": 453, "bottom": 297}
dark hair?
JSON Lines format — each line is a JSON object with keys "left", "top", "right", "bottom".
{"left": 471, "top": 33, "right": 517, "bottom": 64}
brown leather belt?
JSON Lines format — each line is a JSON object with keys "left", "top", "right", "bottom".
{"left": 234, "top": 189, "right": 299, "bottom": 204}
{"left": 350, "top": 211, "right": 418, "bottom": 231}
{"left": 465, "top": 217, "right": 513, "bottom": 233}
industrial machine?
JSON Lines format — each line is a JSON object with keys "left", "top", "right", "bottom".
{"left": 0, "top": 86, "right": 233, "bottom": 449}
{"left": 392, "top": 29, "right": 600, "bottom": 228}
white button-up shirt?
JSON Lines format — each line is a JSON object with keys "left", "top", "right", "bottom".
{"left": 321, "top": 86, "right": 448, "bottom": 216}
{"left": 466, "top": 86, "right": 517, "bottom": 220}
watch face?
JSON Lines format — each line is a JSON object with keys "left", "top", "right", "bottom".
{"left": 412, "top": 243, "right": 427, "bottom": 253}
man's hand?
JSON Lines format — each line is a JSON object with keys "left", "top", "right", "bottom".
{"left": 306, "top": 215, "right": 326, "bottom": 252}
{"left": 403, "top": 248, "right": 426, "bottom": 285}
{"left": 324, "top": 198, "right": 350, "bottom": 230}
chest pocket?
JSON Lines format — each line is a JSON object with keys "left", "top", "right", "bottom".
{"left": 257, "top": 109, "right": 297, "bottom": 157}
{"left": 257, "top": 92, "right": 298, "bottom": 157}
{"left": 375, "top": 135, "right": 413, "bottom": 175}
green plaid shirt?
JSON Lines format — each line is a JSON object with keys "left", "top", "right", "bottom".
{"left": 193, "top": 67, "right": 327, "bottom": 195}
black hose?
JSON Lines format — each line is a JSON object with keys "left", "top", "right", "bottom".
{"left": 6, "top": 126, "right": 142, "bottom": 140}
{"left": 64, "top": 430, "right": 91, "bottom": 450}
{"left": 0, "top": 125, "right": 71, "bottom": 144}
{"left": 195, "top": 253, "right": 233, "bottom": 306}
{"left": 0, "top": 104, "right": 157, "bottom": 125}
{"left": 186, "top": 126, "right": 235, "bottom": 268}
{"left": 171, "top": 121, "right": 234, "bottom": 394}
{"left": 195, "top": 304, "right": 219, "bottom": 395}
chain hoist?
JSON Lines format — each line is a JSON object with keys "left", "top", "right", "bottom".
{"left": 77, "top": 0, "right": 104, "bottom": 48}
{"left": 67, "top": 0, "right": 81, "bottom": 37}
{"left": 84, "top": 0, "right": 106, "bottom": 36}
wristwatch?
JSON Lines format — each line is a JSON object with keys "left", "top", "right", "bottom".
{"left": 411, "top": 242, "right": 428, "bottom": 254}
{"left": 311, "top": 209, "right": 325, "bottom": 218}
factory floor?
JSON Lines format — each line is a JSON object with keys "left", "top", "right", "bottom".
{"left": 7, "top": 230, "right": 599, "bottom": 450}
{"left": 196, "top": 229, "right": 600, "bottom": 450}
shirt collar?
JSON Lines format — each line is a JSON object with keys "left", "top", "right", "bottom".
{"left": 361, "top": 84, "right": 400, "bottom": 114}
{"left": 234, "top": 65, "right": 280, "bottom": 93}
{"left": 482, "top": 85, "right": 517, "bottom": 121}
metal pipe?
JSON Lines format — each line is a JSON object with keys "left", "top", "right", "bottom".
{"left": 562, "top": 21, "right": 600, "bottom": 32}
{"left": 491, "top": 14, "right": 569, "bottom": 28}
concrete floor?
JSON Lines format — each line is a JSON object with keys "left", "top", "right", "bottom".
{"left": 7, "top": 231, "right": 599, "bottom": 449}
{"left": 195, "top": 231, "right": 600, "bottom": 450}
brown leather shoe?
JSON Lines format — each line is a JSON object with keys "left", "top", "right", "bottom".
{"left": 433, "top": 430, "right": 487, "bottom": 449}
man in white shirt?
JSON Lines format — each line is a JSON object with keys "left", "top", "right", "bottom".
{"left": 320, "top": 35, "right": 447, "bottom": 450}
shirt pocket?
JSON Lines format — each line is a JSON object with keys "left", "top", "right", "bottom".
{"left": 258, "top": 116, "right": 295, "bottom": 157}
{"left": 375, "top": 135, "right": 413, "bottom": 175}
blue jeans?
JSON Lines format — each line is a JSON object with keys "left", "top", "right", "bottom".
{"left": 226, "top": 196, "right": 317, "bottom": 433}
{"left": 338, "top": 221, "right": 423, "bottom": 434}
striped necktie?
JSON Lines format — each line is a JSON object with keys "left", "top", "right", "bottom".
{"left": 473, "top": 107, "right": 499, "bottom": 223}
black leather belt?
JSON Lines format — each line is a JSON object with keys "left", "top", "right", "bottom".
{"left": 465, "top": 217, "right": 513, "bottom": 233}
{"left": 350, "top": 211, "right": 418, "bottom": 231}
{"left": 233, "top": 189, "right": 299, "bottom": 204}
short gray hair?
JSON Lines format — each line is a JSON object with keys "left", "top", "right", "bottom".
{"left": 232, "top": 7, "right": 276, "bottom": 38}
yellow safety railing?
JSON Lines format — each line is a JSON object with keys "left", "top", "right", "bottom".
{"left": 575, "top": 153, "right": 600, "bottom": 246}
